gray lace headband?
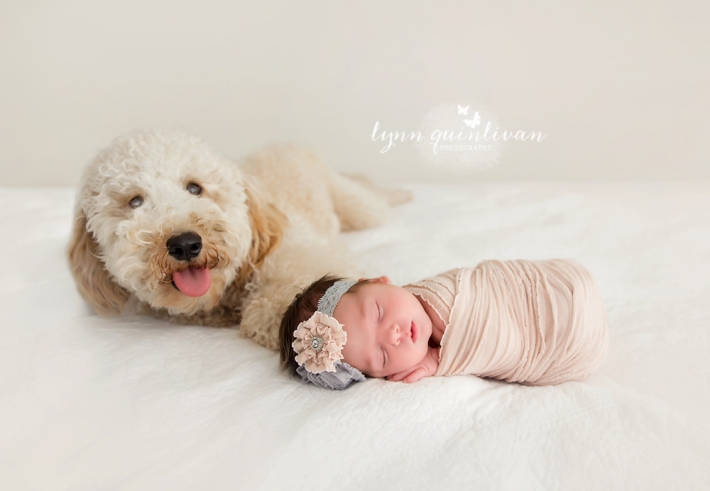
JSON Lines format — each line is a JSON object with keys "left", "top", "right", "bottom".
{"left": 317, "top": 280, "right": 356, "bottom": 316}
{"left": 292, "top": 280, "right": 365, "bottom": 390}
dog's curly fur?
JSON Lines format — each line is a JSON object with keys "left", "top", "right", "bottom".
{"left": 67, "top": 129, "right": 410, "bottom": 349}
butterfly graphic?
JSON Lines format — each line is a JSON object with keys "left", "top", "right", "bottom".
{"left": 463, "top": 111, "right": 481, "bottom": 128}
{"left": 457, "top": 105, "right": 469, "bottom": 115}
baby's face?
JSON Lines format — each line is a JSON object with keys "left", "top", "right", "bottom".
{"left": 334, "top": 277, "right": 432, "bottom": 379}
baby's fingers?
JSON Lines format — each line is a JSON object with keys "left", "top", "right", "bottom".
{"left": 387, "top": 366, "right": 419, "bottom": 382}
{"left": 403, "top": 368, "right": 427, "bottom": 384}
{"left": 386, "top": 371, "right": 408, "bottom": 382}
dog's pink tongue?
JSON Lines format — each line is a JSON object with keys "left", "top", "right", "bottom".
{"left": 173, "top": 267, "right": 211, "bottom": 297}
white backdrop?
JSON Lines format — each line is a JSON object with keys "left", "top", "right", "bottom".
{"left": 1, "top": 0, "right": 708, "bottom": 186}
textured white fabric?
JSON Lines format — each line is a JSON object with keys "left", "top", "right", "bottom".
{"left": 1, "top": 183, "right": 709, "bottom": 490}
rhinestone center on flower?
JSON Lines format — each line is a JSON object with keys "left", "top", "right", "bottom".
{"left": 310, "top": 336, "right": 324, "bottom": 352}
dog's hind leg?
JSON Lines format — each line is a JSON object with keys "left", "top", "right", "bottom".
{"left": 340, "top": 173, "right": 413, "bottom": 207}
{"left": 326, "top": 171, "right": 412, "bottom": 232}
{"left": 241, "top": 143, "right": 412, "bottom": 234}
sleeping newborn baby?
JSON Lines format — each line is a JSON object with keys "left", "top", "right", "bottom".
{"left": 279, "top": 259, "right": 608, "bottom": 390}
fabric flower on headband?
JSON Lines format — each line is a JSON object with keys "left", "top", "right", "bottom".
{"left": 292, "top": 311, "right": 347, "bottom": 373}
{"left": 291, "top": 279, "right": 366, "bottom": 390}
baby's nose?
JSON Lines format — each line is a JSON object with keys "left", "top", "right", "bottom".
{"left": 389, "top": 324, "right": 401, "bottom": 345}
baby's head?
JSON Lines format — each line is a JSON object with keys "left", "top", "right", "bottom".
{"left": 279, "top": 274, "right": 433, "bottom": 387}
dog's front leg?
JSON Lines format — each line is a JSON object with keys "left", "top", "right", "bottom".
{"left": 239, "top": 278, "right": 303, "bottom": 350}
{"left": 238, "top": 226, "right": 362, "bottom": 350}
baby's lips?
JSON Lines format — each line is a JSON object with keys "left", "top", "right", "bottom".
{"left": 172, "top": 267, "right": 211, "bottom": 297}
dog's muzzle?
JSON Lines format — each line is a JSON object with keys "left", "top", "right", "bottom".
{"left": 166, "top": 232, "right": 212, "bottom": 297}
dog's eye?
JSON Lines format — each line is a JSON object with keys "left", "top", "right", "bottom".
{"left": 129, "top": 196, "right": 144, "bottom": 209}
{"left": 186, "top": 182, "right": 202, "bottom": 196}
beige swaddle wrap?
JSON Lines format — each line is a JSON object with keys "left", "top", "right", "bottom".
{"left": 404, "top": 259, "right": 608, "bottom": 385}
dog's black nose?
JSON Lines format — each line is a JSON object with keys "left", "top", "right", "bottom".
{"left": 167, "top": 232, "right": 202, "bottom": 261}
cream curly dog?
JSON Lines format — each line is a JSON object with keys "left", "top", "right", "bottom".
{"left": 68, "top": 129, "right": 410, "bottom": 349}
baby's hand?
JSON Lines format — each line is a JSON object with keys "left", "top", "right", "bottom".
{"left": 386, "top": 347, "right": 440, "bottom": 384}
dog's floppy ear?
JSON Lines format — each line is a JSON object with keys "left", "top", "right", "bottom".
{"left": 67, "top": 208, "right": 130, "bottom": 314}
{"left": 233, "top": 186, "right": 287, "bottom": 286}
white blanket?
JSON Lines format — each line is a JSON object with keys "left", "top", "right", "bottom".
{"left": 1, "top": 183, "right": 709, "bottom": 490}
